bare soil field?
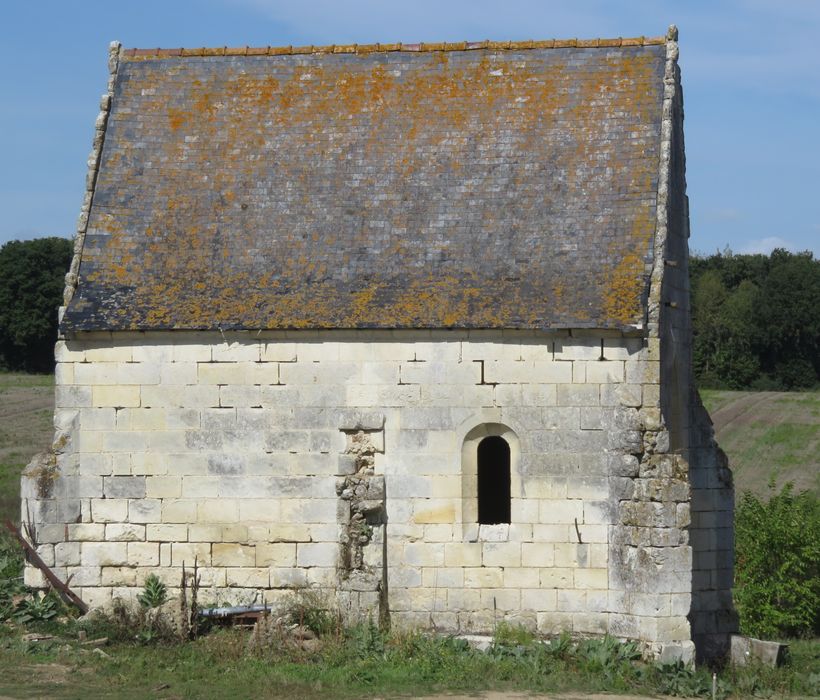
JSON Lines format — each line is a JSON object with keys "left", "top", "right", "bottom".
{"left": 701, "top": 390, "right": 820, "bottom": 497}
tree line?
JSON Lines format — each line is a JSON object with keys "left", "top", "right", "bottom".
{"left": 0, "top": 238, "right": 818, "bottom": 388}
{"left": 691, "top": 248, "right": 819, "bottom": 390}
{"left": 0, "top": 238, "right": 72, "bottom": 373}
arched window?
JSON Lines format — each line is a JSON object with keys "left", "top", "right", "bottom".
{"left": 477, "top": 435, "right": 511, "bottom": 524}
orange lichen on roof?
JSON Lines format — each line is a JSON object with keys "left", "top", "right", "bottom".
{"left": 65, "top": 40, "right": 668, "bottom": 332}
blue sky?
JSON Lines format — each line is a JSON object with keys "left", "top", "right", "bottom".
{"left": 1, "top": 0, "right": 817, "bottom": 255}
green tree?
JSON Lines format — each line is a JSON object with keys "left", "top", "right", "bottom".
{"left": 756, "top": 250, "right": 820, "bottom": 388}
{"left": 690, "top": 248, "right": 819, "bottom": 389}
{"left": 692, "top": 270, "right": 728, "bottom": 387}
{"left": 734, "top": 484, "right": 820, "bottom": 638}
{"left": 0, "top": 237, "right": 73, "bottom": 373}
{"left": 714, "top": 280, "right": 760, "bottom": 388}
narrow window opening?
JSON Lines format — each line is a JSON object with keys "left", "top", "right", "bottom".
{"left": 477, "top": 435, "right": 511, "bottom": 524}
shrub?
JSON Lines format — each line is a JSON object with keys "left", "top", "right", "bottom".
{"left": 734, "top": 483, "right": 820, "bottom": 638}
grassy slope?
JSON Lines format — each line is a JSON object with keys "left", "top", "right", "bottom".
{"left": 700, "top": 390, "right": 820, "bottom": 497}
{"left": 0, "top": 373, "right": 54, "bottom": 522}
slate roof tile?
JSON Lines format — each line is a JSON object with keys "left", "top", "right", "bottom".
{"left": 63, "top": 38, "right": 669, "bottom": 332}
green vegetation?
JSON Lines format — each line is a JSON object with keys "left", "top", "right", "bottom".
{"left": 700, "top": 390, "right": 819, "bottom": 495}
{"left": 734, "top": 484, "right": 820, "bottom": 639}
{"left": 691, "top": 249, "right": 819, "bottom": 390}
{"left": 0, "top": 605, "right": 818, "bottom": 699}
{"left": 137, "top": 574, "right": 168, "bottom": 610}
{"left": 0, "top": 236, "right": 72, "bottom": 374}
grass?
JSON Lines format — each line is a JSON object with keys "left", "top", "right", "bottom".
{"left": 0, "top": 373, "right": 55, "bottom": 523}
{"left": 0, "top": 611, "right": 818, "bottom": 700}
{"left": 700, "top": 390, "right": 820, "bottom": 496}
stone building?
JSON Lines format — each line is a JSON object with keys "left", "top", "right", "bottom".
{"left": 24, "top": 27, "right": 736, "bottom": 660}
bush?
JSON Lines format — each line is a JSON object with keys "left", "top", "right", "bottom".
{"left": 734, "top": 483, "right": 820, "bottom": 638}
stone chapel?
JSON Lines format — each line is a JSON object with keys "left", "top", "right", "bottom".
{"left": 23, "top": 26, "right": 736, "bottom": 660}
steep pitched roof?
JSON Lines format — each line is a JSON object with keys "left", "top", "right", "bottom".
{"left": 63, "top": 36, "right": 672, "bottom": 332}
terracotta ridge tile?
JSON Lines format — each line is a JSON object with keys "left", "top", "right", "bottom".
{"left": 120, "top": 34, "right": 667, "bottom": 60}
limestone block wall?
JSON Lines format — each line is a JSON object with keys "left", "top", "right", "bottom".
{"left": 24, "top": 329, "right": 695, "bottom": 650}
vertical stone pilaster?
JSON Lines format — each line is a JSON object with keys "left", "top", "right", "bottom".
{"left": 335, "top": 411, "right": 388, "bottom": 625}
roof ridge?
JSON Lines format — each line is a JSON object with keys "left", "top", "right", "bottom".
{"left": 121, "top": 35, "right": 666, "bottom": 59}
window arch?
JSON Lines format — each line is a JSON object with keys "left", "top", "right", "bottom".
{"left": 477, "top": 435, "right": 511, "bottom": 524}
{"left": 460, "top": 421, "right": 520, "bottom": 534}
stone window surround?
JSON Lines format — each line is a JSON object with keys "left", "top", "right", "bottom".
{"left": 460, "top": 421, "right": 521, "bottom": 542}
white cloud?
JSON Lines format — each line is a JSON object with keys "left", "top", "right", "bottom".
{"left": 738, "top": 236, "right": 798, "bottom": 254}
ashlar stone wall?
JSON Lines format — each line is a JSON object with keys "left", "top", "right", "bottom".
{"left": 24, "top": 329, "right": 697, "bottom": 653}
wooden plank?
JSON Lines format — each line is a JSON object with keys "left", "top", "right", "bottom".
{"left": 3, "top": 519, "right": 88, "bottom": 614}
